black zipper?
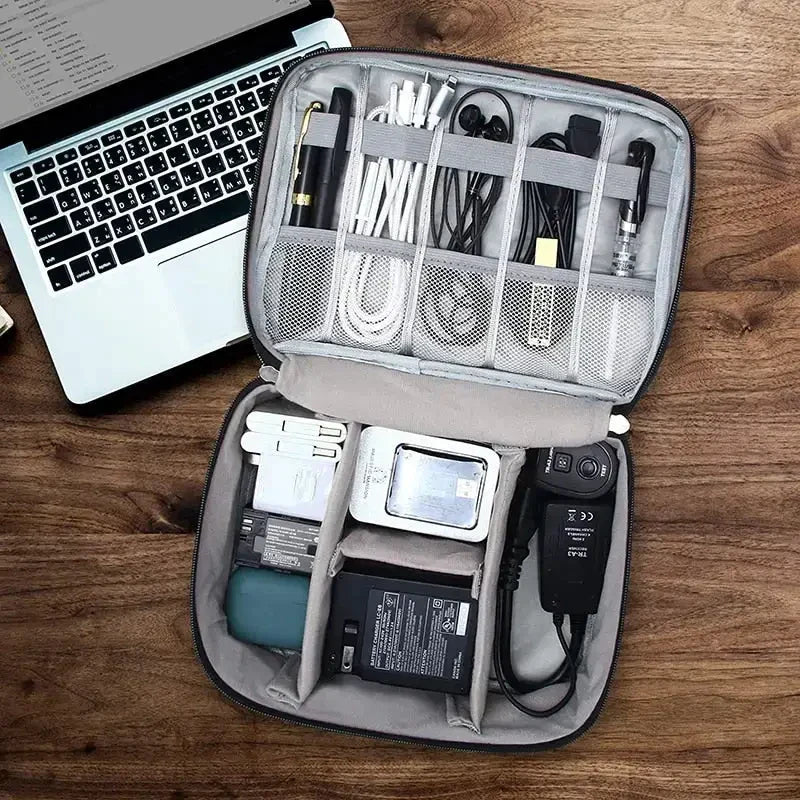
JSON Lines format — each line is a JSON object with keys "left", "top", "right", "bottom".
{"left": 193, "top": 46, "right": 684, "bottom": 751}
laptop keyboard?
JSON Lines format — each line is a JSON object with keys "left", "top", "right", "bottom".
{"left": 7, "top": 48, "right": 325, "bottom": 293}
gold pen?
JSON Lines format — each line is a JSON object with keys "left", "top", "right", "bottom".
{"left": 289, "top": 100, "right": 324, "bottom": 226}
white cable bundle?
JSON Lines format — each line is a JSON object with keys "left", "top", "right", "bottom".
{"left": 338, "top": 75, "right": 456, "bottom": 345}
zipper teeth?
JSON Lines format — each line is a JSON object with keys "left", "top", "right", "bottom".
{"left": 206, "top": 45, "right": 677, "bottom": 751}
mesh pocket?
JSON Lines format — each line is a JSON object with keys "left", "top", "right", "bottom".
{"left": 576, "top": 281, "right": 655, "bottom": 394}
{"left": 263, "top": 235, "right": 335, "bottom": 343}
{"left": 494, "top": 270, "right": 578, "bottom": 381}
{"left": 331, "top": 249, "right": 412, "bottom": 352}
{"left": 411, "top": 261, "right": 495, "bottom": 366}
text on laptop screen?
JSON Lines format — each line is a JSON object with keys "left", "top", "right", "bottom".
{"left": 0, "top": 0, "right": 310, "bottom": 129}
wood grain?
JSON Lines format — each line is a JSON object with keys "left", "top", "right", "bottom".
{"left": 1, "top": 1, "right": 800, "bottom": 798}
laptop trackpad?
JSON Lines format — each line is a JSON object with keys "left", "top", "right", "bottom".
{"left": 159, "top": 230, "right": 248, "bottom": 346}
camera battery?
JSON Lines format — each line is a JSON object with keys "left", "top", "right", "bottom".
{"left": 234, "top": 508, "right": 319, "bottom": 575}
{"left": 323, "top": 562, "right": 477, "bottom": 695}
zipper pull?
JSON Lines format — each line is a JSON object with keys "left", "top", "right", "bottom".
{"left": 609, "top": 414, "right": 630, "bottom": 435}
{"left": 259, "top": 365, "right": 279, "bottom": 384}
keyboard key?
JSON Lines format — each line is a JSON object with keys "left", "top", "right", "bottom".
{"left": 192, "top": 93, "right": 213, "bottom": 110}
{"left": 257, "top": 85, "right": 274, "bottom": 107}
{"left": 213, "top": 101, "right": 236, "bottom": 125}
{"left": 158, "top": 172, "right": 182, "bottom": 194}
{"left": 214, "top": 83, "right": 236, "bottom": 100}
{"left": 101, "top": 171, "right": 125, "bottom": 194}
{"left": 122, "top": 163, "right": 146, "bottom": 184}
{"left": 233, "top": 118, "right": 256, "bottom": 141}
{"left": 143, "top": 191, "right": 249, "bottom": 252}
{"left": 144, "top": 152, "right": 168, "bottom": 176}
{"left": 92, "top": 247, "right": 117, "bottom": 272}
{"left": 155, "top": 196, "right": 179, "bottom": 220}
{"left": 34, "top": 157, "right": 55, "bottom": 174}
{"left": 70, "top": 255, "right": 94, "bottom": 282}
{"left": 24, "top": 197, "right": 58, "bottom": 225}
{"left": 124, "top": 121, "right": 146, "bottom": 136}
{"left": 187, "top": 136, "right": 211, "bottom": 159}
{"left": 224, "top": 145, "right": 247, "bottom": 168}
{"left": 169, "top": 102, "right": 191, "bottom": 119}
{"left": 15, "top": 180, "right": 39, "bottom": 204}
{"left": 137, "top": 180, "right": 159, "bottom": 203}
{"left": 246, "top": 136, "right": 261, "bottom": 160}
{"left": 47, "top": 264, "right": 72, "bottom": 291}
{"left": 114, "top": 235, "right": 144, "bottom": 263}
{"left": 177, "top": 187, "right": 201, "bottom": 211}
{"left": 126, "top": 136, "right": 149, "bottom": 160}
{"left": 221, "top": 170, "right": 244, "bottom": 194}
{"left": 54, "top": 188, "right": 78, "bottom": 216}
{"left": 236, "top": 93, "right": 258, "bottom": 115}
{"left": 147, "top": 111, "right": 169, "bottom": 128}
{"left": 104, "top": 145, "right": 127, "bottom": 168}
{"left": 56, "top": 149, "right": 78, "bottom": 165}
{"left": 243, "top": 163, "right": 256, "bottom": 185}
{"left": 111, "top": 215, "right": 135, "bottom": 238}
{"left": 237, "top": 74, "right": 259, "bottom": 90}
{"left": 78, "top": 179, "right": 102, "bottom": 203}
{"left": 32, "top": 216, "right": 71, "bottom": 246}
{"left": 101, "top": 130, "right": 124, "bottom": 146}
{"left": 147, "top": 127, "right": 171, "bottom": 150}
{"left": 210, "top": 127, "right": 233, "bottom": 149}
{"left": 169, "top": 118, "right": 193, "bottom": 142}
{"left": 253, "top": 112, "right": 266, "bottom": 132}
{"left": 180, "top": 163, "right": 203, "bottom": 185}
{"left": 60, "top": 163, "right": 83, "bottom": 186}
{"left": 93, "top": 198, "right": 115, "bottom": 221}
{"left": 79, "top": 139, "right": 100, "bottom": 156}
{"left": 41, "top": 231, "right": 90, "bottom": 267}
{"left": 38, "top": 172, "right": 61, "bottom": 195}
{"left": 199, "top": 178, "right": 223, "bottom": 202}
{"left": 259, "top": 66, "right": 281, "bottom": 82}
{"left": 89, "top": 223, "right": 113, "bottom": 247}
{"left": 114, "top": 189, "right": 138, "bottom": 213}
{"left": 70, "top": 207, "right": 93, "bottom": 230}
{"left": 82, "top": 155, "right": 105, "bottom": 178}
{"left": 10, "top": 166, "right": 32, "bottom": 183}
{"left": 166, "top": 143, "right": 191, "bottom": 167}
{"left": 203, "top": 153, "right": 225, "bottom": 177}
{"left": 134, "top": 206, "right": 157, "bottom": 229}
{"left": 191, "top": 109, "right": 215, "bottom": 133}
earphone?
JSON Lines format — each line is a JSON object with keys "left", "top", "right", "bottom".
{"left": 431, "top": 89, "right": 514, "bottom": 256}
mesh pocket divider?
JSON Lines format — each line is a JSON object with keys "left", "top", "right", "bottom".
{"left": 494, "top": 262, "right": 581, "bottom": 381}
{"left": 575, "top": 273, "right": 655, "bottom": 394}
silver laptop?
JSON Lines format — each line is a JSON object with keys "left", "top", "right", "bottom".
{"left": 0, "top": 0, "right": 349, "bottom": 403}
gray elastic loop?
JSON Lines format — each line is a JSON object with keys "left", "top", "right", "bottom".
{"left": 484, "top": 95, "right": 536, "bottom": 367}
{"left": 567, "top": 109, "right": 619, "bottom": 379}
{"left": 302, "top": 113, "right": 670, "bottom": 206}
{"left": 400, "top": 124, "right": 446, "bottom": 353}
{"left": 322, "top": 67, "right": 370, "bottom": 340}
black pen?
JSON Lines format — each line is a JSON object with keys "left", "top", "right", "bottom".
{"left": 289, "top": 100, "right": 324, "bottom": 226}
{"left": 312, "top": 87, "right": 353, "bottom": 229}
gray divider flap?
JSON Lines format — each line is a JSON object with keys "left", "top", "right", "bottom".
{"left": 275, "top": 353, "right": 614, "bottom": 447}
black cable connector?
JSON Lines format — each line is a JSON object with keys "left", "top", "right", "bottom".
{"left": 566, "top": 114, "right": 602, "bottom": 158}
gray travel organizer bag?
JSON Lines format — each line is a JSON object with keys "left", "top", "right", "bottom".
{"left": 191, "top": 49, "right": 694, "bottom": 750}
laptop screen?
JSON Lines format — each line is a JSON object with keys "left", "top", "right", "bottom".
{"left": 0, "top": 0, "right": 311, "bottom": 130}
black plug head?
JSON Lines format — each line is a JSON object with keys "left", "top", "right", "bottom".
{"left": 566, "top": 114, "right": 602, "bottom": 157}
{"left": 458, "top": 104, "right": 485, "bottom": 135}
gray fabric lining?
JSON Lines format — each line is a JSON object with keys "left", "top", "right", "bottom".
{"left": 301, "top": 111, "right": 672, "bottom": 206}
{"left": 193, "top": 382, "right": 632, "bottom": 745}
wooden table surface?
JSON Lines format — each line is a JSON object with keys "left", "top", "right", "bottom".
{"left": 2, "top": 1, "right": 799, "bottom": 798}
